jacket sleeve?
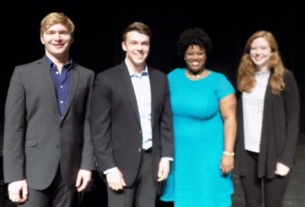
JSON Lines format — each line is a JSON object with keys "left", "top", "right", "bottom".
{"left": 278, "top": 71, "right": 300, "bottom": 168}
{"left": 90, "top": 73, "right": 116, "bottom": 172}
{"left": 160, "top": 77, "right": 174, "bottom": 158}
{"left": 80, "top": 71, "right": 96, "bottom": 170}
{"left": 3, "top": 67, "right": 26, "bottom": 183}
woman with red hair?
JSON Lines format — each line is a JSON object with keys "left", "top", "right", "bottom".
{"left": 235, "top": 31, "right": 299, "bottom": 207}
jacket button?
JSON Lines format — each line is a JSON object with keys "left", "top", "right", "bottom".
{"left": 57, "top": 146, "right": 60, "bottom": 149}
{"left": 138, "top": 148, "right": 142, "bottom": 152}
{"left": 139, "top": 130, "right": 142, "bottom": 134}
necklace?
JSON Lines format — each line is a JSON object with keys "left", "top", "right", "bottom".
{"left": 186, "top": 69, "right": 206, "bottom": 79}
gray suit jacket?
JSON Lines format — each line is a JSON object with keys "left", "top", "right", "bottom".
{"left": 3, "top": 57, "right": 95, "bottom": 190}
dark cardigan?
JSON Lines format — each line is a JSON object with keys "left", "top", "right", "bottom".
{"left": 235, "top": 70, "right": 300, "bottom": 179}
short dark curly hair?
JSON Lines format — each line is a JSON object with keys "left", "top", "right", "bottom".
{"left": 177, "top": 28, "right": 212, "bottom": 56}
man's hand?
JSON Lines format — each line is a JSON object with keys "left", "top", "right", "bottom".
{"left": 220, "top": 155, "right": 234, "bottom": 175}
{"left": 76, "top": 169, "right": 92, "bottom": 192}
{"left": 157, "top": 159, "right": 170, "bottom": 182}
{"left": 275, "top": 162, "right": 290, "bottom": 176}
{"left": 8, "top": 179, "right": 28, "bottom": 203}
{"left": 106, "top": 168, "right": 126, "bottom": 191}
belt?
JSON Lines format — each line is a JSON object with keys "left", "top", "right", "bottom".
{"left": 142, "top": 147, "right": 152, "bottom": 153}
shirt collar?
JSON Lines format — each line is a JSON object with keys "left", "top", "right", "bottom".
{"left": 255, "top": 70, "right": 270, "bottom": 76}
{"left": 45, "top": 55, "right": 73, "bottom": 70}
{"left": 125, "top": 59, "right": 148, "bottom": 77}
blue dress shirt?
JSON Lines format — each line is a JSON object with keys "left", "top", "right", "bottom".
{"left": 46, "top": 56, "right": 72, "bottom": 116}
{"left": 125, "top": 60, "right": 152, "bottom": 150}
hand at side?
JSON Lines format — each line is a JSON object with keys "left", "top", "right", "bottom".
{"left": 274, "top": 162, "right": 290, "bottom": 176}
{"left": 76, "top": 169, "right": 92, "bottom": 192}
{"left": 106, "top": 168, "right": 126, "bottom": 191}
{"left": 220, "top": 155, "right": 234, "bottom": 175}
{"left": 158, "top": 159, "right": 170, "bottom": 182}
{"left": 8, "top": 179, "right": 28, "bottom": 203}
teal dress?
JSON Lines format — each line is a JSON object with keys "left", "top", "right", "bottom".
{"left": 160, "top": 69, "right": 234, "bottom": 207}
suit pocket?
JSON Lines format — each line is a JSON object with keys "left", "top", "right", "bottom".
{"left": 25, "top": 138, "right": 38, "bottom": 148}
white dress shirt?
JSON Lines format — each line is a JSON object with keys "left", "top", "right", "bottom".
{"left": 242, "top": 70, "right": 270, "bottom": 153}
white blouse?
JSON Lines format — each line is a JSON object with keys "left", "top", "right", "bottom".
{"left": 242, "top": 70, "right": 271, "bottom": 153}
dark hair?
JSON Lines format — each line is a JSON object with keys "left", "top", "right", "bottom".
{"left": 177, "top": 28, "right": 212, "bottom": 56}
{"left": 122, "top": 22, "right": 151, "bottom": 41}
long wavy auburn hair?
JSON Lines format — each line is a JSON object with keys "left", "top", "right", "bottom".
{"left": 237, "top": 31, "right": 286, "bottom": 94}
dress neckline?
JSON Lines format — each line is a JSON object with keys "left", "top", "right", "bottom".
{"left": 183, "top": 68, "right": 212, "bottom": 82}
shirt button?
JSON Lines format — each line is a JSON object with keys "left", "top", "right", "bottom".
{"left": 56, "top": 72, "right": 59, "bottom": 74}
{"left": 138, "top": 148, "right": 142, "bottom": 152}
{"left": 60, "top": 101, "right": 63, "bottom": 104}
{"left": 60, "top": 85, "right": 63, "bottom": 88}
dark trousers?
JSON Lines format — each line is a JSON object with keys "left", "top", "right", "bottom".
{"left": 19, "top": 165, "right": 78, "bottom": 207}
{"left": 240, "top": 151, "right": 291, "bottom": 207}
{"left": 107, "top": 149, "right": 158, "bottom": 207}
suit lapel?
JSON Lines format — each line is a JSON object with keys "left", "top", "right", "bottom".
{"left": 118, "top": 62, "right": 141, "bottom": 126}
{"left": 148, "top": 67, "right": 156, "bottom": 128}
{"left": 38, "top": 57, "right": 61, "bottom": 119}
{"left": 61, "top": 64, "right": 79, "bottom": 122}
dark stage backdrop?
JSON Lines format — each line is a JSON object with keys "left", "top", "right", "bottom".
{"left": 1, "top": 1, "right": 304, "bottom": 139}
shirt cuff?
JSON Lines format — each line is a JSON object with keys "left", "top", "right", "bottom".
{"left": 161, "top": 157, "right": 173, "bottom": 161}
{"left": 103, "top": 167, "right": 118, "bottom": 174}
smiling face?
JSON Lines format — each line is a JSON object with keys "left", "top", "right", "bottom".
{"left": 40, "top": 23, "right": 73, "bottom": 59}
{"left": 250, "top": 37, "right": 272, "bottom": 71}
{"left": 184, "top": 45, "right": 206, "bottom": 73}
{"left": 122, "top": 31, "right": 150, "bottom": 69}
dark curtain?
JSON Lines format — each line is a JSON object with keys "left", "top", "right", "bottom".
{"left": 1, "top": 1, "right": 304, "bottom": 135}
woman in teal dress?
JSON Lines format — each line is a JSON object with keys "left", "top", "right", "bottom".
{"left": 160, "top": 28, "right": 237, "bottom": 207}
